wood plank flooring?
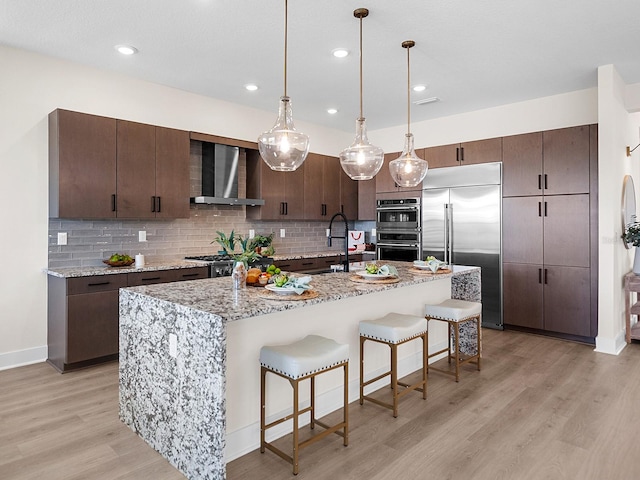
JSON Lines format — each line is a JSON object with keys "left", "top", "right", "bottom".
{"left": 2, "top": 329, "right": 640, "bottom": 479}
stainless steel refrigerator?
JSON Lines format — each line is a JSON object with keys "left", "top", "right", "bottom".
{"left": 422, "top": 162, "right": 502, "bottom": 329}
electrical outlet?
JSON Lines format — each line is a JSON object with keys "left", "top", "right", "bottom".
{"left": 138, "top": 231, "right": 147, "bottom": 242}
{"left": 326, "top": 228, "right": 330, "bottom": 237}
{"left": 280, "top": 229, "right": 286, "bottom": 238}
{"left": 57, "top": 232, "right": 67, "bottom": 245}
{"left": 371, "top": 228, "right": 377, "bottom": 237}
{"left": 249, "top": 229, "right": 255, "bottom": 239}
{"left": 169, "top": 333, "right": 177, "bottom": 358}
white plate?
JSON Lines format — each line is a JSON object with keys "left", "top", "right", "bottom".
{"left": 265, "top": 284, "right": 297, "bottom": 295}
{"left": 355, "top": 270, "right": 393, "bottom": 279}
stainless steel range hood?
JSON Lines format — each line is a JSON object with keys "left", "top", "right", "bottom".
{"left": 191, "top": 143, "right": 265, "bottom": 206}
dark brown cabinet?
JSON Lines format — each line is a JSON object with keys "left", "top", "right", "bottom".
{"left": 47, "top": 266, "right": 208, "bottom": 373}
{"left": 355, "top": 177, "right": 375, "bottom": 220}
{"left": 49, "top": 109, "right": 117, "bottom": 219}
{"left": 502, "top": 126, "right": 590, "bottom": 197}
{"left": 339, "top": 168, "right": 361, "bottom": 221}
{"left": 246, "top": 149, "right": 305, "bottom": 220}
{"left": 274, "top": 254, "right": 363, "bottom": 273}
{"left": 502, "top": 124, "right": 597, "bottom": 340}
{"left": 422, "top": 138, "right": 502, "bottom": 169}
{"left": 49, "top": 110, "right": 190, "bottom": 219}
{"left": 304, "top": 154, "right": 341, "bottom": 220}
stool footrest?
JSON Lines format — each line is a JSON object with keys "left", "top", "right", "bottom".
{"left": 264, "top": 405, "right": 313, "bottom": 430}
{"left": 362, "top": 370, "right": 392, "bottom": 388}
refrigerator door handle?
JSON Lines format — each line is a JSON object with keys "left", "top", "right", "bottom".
{"left": 443, "top": 203, "right": 449, "bottom": 264}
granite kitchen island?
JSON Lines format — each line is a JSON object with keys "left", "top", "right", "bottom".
{"left": 119, "top": 263, "right": 480, "bottom": 480}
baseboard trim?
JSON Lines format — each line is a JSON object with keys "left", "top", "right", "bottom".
{"left": 594, "top": 329, "right": 626, "bottom": 355}
{"left": 0, "top": 345, "right": 48, "bottom": 371}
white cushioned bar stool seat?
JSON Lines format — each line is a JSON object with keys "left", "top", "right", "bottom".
{"left": 260, "top": 335, "right": 349, "bottom": 475}
{"left": 359, "top": 313, "right": 428, "bottom": 418}
{"left": 424, "top": 299, "right": 482, "bottom": 382}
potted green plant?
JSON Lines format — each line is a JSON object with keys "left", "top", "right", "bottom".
{"left": 212, "top": 230, "right": 237, "bottom": 255}
{"left": 248, "top": 233, "right": 275, "bottom": 256}
{"left": 624, "top": 222, "right": 640, "bottom": 274}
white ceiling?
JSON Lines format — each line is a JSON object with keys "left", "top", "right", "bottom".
{"left": 2, "top": 0, "right": 640, "bottom": 132}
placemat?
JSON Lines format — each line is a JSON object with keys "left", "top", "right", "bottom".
{"left": 256, "top": 289, "right": 319, "bottom": 301}
{"left": 408, "top": 267, "right": 452, "bottom": 275}
{"left": 349, "top": 275, "right": 400, "bottom": 284}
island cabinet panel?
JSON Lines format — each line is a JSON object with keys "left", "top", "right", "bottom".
{"left": 246, "top": 149, "right": 305, "bottom": 220}
{"left": 47, "top": 266, "right": 210, "bottom": 372}
{"left": 49, "top": 109, "right": 117, "bottom": 219}
{"left": 49, "top": 109, "right": 190, "bottom": 219}
{"left": 422, "top": 138, "right": 502, "bottom": 169}
{"left": 303, "top": 154, "right": 341, "bottom": 220}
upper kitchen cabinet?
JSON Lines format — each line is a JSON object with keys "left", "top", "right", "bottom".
{"left": 339, "top": 167, "right": 364, "bottom": 221}
{"left": 49, "top": 109, "right": 117, "bottom": 219}
{"left": 376, "top": 151, "right": 423, "bottom": 195}
{"left": 303, "top": 154, "right": 341, "bottom": 220}
{"left": 422, "top": 138, "right": 502, "bottom": 169}
{"left": 502, "top": 125, "right": 591, "bottom": 197}
{"left": 246, "top": 149, "right": 305, "bottom": 220}
{"left": 49, "top": 109, "right": 190, "bottom": 219}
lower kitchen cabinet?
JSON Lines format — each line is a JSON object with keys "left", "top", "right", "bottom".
{"left": 503, "top": 263, "right": 592, "bottom": 338}
{"left": 47, "top": 266, "right": 208, "bottom": 372}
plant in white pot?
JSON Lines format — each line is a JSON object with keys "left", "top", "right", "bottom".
{"left": 624, "top": 222, "right": 640, "bottom": 274}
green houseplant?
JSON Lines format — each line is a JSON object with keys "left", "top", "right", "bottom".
{"left": 624, "top": 222, "right": 640, "bottom": 274}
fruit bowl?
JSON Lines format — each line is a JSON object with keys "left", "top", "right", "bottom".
{"left": 103, "top": 259, "right": 135, "bottom": 267}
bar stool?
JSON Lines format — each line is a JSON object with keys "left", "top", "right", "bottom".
{"left": 359, "top": 312, "right": 428, "bottom": 418}
{"left": 424, "top": 299, "right": 482, "bottom": 382}
{"left": 260, "top": 334, "right": 349, "bottom": 475}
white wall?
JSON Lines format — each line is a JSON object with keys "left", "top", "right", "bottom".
{"left": 0, "top": 45, "right": 351, "bottom": 369}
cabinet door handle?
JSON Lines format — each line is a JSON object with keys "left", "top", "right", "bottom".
{"left": 151, "top": 196, "right": 156, "bottom": 212}
{"left": 302, "top": 261, "right": 314, "bottom": 266}
{"left": 141, "top": 276, "right": 161, "bottom": 282}
{"left": 341, "top": 204, "right": 344, "bottom": 214}
{"left": 280, "top": 202, "right": 285, "bottom": 215}
{"left": 111, "top": 194, "right": 117, "bottom": 212}
{"left": 460, "top": 146, "right": 464, "bottom": 162}
{"left": 544, "top": 201, "right": 548, "bottom": 217}
{"left": 456, "top": 147, "right": 460, "bottom": 163}
{"left": 156, "top": 196, "right": 161, "bottom": 213}
{"left": 181, "top": 273, "right": 200, "bottom": 278}
{"left": 285, "top": 202, "right": 288, "bottom": 215}
{"left": 538, "top": 268, "right": 542, "bottom": 284}
{"left": 538, "top": 174, "right": 542, "bottom": 190}
{"left": 538, "top": 201, "right": 542, "bottom": 217}
{"left": 544, "top": 174, "right": 548, "bottom": 190}
{"left": 88, "top": 281, "right": 110, "bottom": 287}
{"left": 544, "top": 268, "right": 548, "bottom": 285}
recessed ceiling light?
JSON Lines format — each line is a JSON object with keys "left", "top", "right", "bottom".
{"left": 412, "top": 84, "right": 427, "bottom": 92}
{"left": 332, "top": 48, "right": 349, "bottom": 58}
{"left": 327, "top": 108, "right": 338, "bottom": 115}
{"left": 245, "top": 84, "right": 259, "bottom": 91}
{"left": 114, "top": 44, "right": 138, "bottom": 55}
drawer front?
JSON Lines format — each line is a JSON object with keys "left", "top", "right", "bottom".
{"left": 316, "top": 256, "right": 339, "bottom": 268}
{"left": 173, "top": 266, "right": 209, "bottom": 281}
{"left": 274, "top": 258, "right": 307, "bottom": 272}
{"left": 127, "top": 270, "right": 177, "bottom": 286}
{"left": 67, "top": 274, "right": 127, "bottom": 295}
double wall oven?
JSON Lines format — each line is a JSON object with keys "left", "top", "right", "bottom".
{"left": 376, "top": 198, "right": 421, "bottom": 261}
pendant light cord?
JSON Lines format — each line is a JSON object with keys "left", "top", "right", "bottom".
{"left": 359, "top": 14, "right": 364, "bottom": 121}
{"left": 406, "top": 44, "right": 411, "bottom": 136}
{"left": 284, "top": 0, "right": 288, "bottom": 97}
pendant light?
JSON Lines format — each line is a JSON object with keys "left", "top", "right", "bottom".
{"left": 389, "top": 40, "right": 428, "bottom": 188}
{"left": 258, "top": 0, "right": 310, "bottom": 172}
{"left": 339, "top": 8, "right": 384, "bottom": 181}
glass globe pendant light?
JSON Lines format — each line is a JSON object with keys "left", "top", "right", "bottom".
{"left": 258, "top": 0, "right": 310, "bottom": 172}
{"left": 339, "top": 8, "right": 384, "bottom": 181}
{"left": 389, "top": 40, "right": 428, "bottom": 188}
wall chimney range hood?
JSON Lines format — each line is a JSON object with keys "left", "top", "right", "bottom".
{"left": 191, "top": 143, "right": 264, "bottom": 206}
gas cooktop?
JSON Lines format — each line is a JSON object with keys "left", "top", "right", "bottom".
{"left": 185, "top": 255, "right": 233, "bottom": 263}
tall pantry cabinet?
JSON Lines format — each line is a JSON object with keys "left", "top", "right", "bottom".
{"left": 502, "top": 125, "right": 598, "bottom": 340}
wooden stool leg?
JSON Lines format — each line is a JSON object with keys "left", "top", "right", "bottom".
{"left": 260, "top": 366, "right": 266, "bottom": 454}
{"left": 453, "top": 322, "right": 461, "bottom": 382}
{"left": 476, "top": 316, "right": 481, "bottom": 371}
{"left": 447, "top": 322, "right": 453, "bottom": 364}
{"left": 391, "top": 343, "right": 398, "bottom": 418}
{"left": 310, "top": 375, "right": 315, "bottom": 429}
{"left": 292, "top": 378, "right": 300, "bottom": 475}
{"left": 343, "top": 362, "right": 349, "bottom": 446}
{"left": 359, "top": 336, "right": 365, "bottom": 405}
{"left": 422, "top": 332, "right": 428, "bottom": 400}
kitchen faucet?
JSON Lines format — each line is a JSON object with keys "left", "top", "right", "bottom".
{"left": 328, "top": 212, "right": 349, "bottom": 272}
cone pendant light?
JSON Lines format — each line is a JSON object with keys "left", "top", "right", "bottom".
{"left": 258, "top": 0, "right": 309, "bottom": 171}
{"left": 389, "top": 40, "right": 428, "bottom": 187}
{"left": 339, "top": 8, "right": 384, "bottom": 180}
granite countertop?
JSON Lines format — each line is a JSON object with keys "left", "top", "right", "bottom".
{"left": 123, "top": 262, "right": 479, "bottom": 323}
{"left": 271, "top": 250, "right": 375, "bottom": 261}
{"left": 44, "top": 261, "right": 206, "bottom": 279}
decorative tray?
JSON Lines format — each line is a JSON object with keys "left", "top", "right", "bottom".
{"left": 408, "top": 266, "right": 452, "bottom": 275}
{"left": 256, "top": 289, "right": 319, "bottom": 301}
{"left": 349, "top": 275, "right": 400, "bottom": 284}
{"left": 103, "top": 259, "right": 135, "bottom": 267}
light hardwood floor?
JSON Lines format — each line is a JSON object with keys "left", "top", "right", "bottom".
{"left": 2, "top": 329, "right": 640, "bottom": 479}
